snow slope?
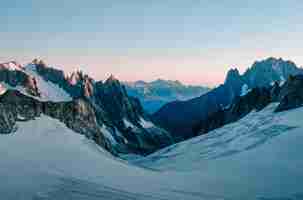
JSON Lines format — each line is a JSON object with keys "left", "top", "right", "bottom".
{"left": 136, "top": 103, "right": 303, "bottom": 199}
{"left": 0, "top": 116, "right": 215, "bottom": 200}
{"left": 1, "top": 104, "right": 303, "bottom": 200}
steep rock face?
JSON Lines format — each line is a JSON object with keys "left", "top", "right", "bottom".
{"left": 152, "top": 73, "right": 242, "bottom": 142}
{"left": 275, "top": 75, "right": 303, "bottom": 112}
{"left": 193, "top": 74, "right": 303, "bottom": 136}
{"left": 243, "top": 57, "right": 303, "bottom": 88}
{"left": 94, "top": 76, "right": 173, "bottom": 154}
{"left": 0, "top": 90, "right": 113, "bottom": 153}
{"left": 152, "top": 57, "right": 303, "bottom": 142}
{"left": 154, "top": 85, "right": 225, "bottom": 141}
{"left": 0, "top": 61, "right": 40, "bottom": 96}
{"left": 223, "top": 68, "right": 245, "bottom": 103}
{"left": 96, "top": 75, "right": 143, "bottom": 123}
{"left": 193, "top": 87, "right": 272, "bottom": 135}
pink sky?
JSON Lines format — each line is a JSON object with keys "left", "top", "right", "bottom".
{"left": 2, "top": 47, "right": 302, "bottom": 87}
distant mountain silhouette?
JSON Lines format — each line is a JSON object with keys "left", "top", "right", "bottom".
{"left": 124, "top": 79, "right": 209, "bottom": 113}
{"left": 152, "top": 57, "right": 303, "bottom": 141}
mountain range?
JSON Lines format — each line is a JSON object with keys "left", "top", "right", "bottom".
{"left": 124, "top": 79, "right": 210, "bottom": 113}
{"left": 2, "top": 57, "right": 303, "bottom": 199}
{"left": 0, "top": 59, "right": 173, "bottom": 155}
{"left": 152, "top": 57, "right": 303, "bottom": 141}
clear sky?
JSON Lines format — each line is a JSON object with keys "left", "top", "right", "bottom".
{"left": 0, "top": 0, "right": 302, "bottom": 86}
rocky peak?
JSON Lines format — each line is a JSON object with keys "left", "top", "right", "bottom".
{"left": 244, "top": 57, "right": 303, "bottom": 88}
{"left": 103, "top": 75, "right": 127, "bottom": 98}
{"left": 224, "top": 68, "right": 245, "bottom": 98}
{"left": 105, "top": 74, "right": 120, "bottom": 85}
{"left": 98, "top": 75, "right": 141, "bottom": 122}
{"left": 0, "top": 61, "right": 23, "bottom": 71}
{"left": 33, "top": 59, "right": 47, "bottom": 70}
{"left": 83, "top": 76, "right": 94, "bottom": 97}
{"left": 67, "top": 71, "right": 80, "bottom": 85}
{"left": 224, "top": 68, "right": 241, "bottom": 84}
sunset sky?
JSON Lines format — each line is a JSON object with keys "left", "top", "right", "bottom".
{"left": 1, "top": 0, "right": 302, "bottom": 86}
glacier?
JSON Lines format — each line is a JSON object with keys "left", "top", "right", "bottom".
{"left": 1, "top": 103, "right": 303, "bottom": 200}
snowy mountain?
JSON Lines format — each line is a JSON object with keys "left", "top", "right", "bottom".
{"left": 0, "top": 60, "right": 173, "bottom": 155}
{"left": 124, "top": 79, "right": 209, "bottom": 113}
{"left": 153, "top": 57, "right": 303, "bottom": 141}
{"left": 1, "top": 58, "right": 303, "bottom": 199}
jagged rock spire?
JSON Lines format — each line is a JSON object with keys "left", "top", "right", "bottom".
{"left": 224, "top": 68, "right": 241, "bottom": 84}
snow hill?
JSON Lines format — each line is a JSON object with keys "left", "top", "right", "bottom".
{"left": 1, "top": 103, "right": 303, "bottom": 200}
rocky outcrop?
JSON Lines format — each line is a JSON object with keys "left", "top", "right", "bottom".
{"left": 0, "top": 90, "right": 112, "bottom": 150}
{"left": 0, "top": 61, "right": 40, "bottom": 96}
{"left": 0, "top": 90, "right": 114, "bottom": 153}
{"left": 275, "top": 75, "right": 303, "bottom": 112}
{"left": 193, "top": 87, "right": 272, "bottom": 135}
{"left": 95, "top": 75, "right": 144, "bottom": 123}
{"left": 193, "top": 74, "right": 303, "bottom": 136}
{"left": 93, "top": 76, "right": 173, "bottom": 154}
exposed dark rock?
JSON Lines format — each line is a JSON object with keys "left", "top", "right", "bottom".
{"left": 243, "top": 57, "right": 303, "bottom": 88}
{"left": 275, "top": 75, "right": 303, "bottom": 112}
{"left": 193, "top": 87, "right": 272, "bottom": 135}
{"left": 153, "top": 82, "right": 240, "bottom": 142}
{"left": 153, "top": 57, "right": 303, "bottom": 142}
{"left": 270, "top": 82, "right": 281, "bottom": 102}
{"left": 0, "top": 90, "right": 114, "bottom": 154}
{"left": 193, "top": 74, "right": 303, "bottom": 136}
{"left": 93, "top": 77, "right": 173, "bottom": 154}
